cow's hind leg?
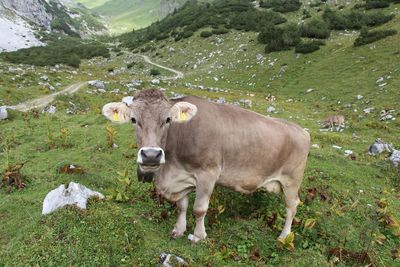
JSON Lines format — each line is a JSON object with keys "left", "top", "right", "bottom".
{"left": 279, "top": 183, "right": 301, "bottom": 239}
{"left": 172, "top": 195, "right": 189, "bottom": 238}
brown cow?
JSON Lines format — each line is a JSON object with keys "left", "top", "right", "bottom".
{"left": 321, "top": 115, "right": 345, "bottom": 132}
{"left": 103, "top": 89, "right": 310, "bottom": 243}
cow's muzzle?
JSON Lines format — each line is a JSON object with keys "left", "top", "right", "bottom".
{"left": 137, "top": 147, "right": 165, "bottom": 173}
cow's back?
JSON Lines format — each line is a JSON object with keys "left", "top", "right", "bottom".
{"left": 165, "top": 96, "right": 310, "bottom": 192}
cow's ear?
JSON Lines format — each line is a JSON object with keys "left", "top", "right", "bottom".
{"left": 102, "top": 102, "right": 131, "bottom": 123}
{"left": 170, "top": 102, "right": 198, "bottom": 123}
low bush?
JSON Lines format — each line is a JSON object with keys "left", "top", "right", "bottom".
{"left": 260, "top": 0, "right": 302, "bottom": 13}
{"left": 0, "top": 37, "right": 109, "bottom": 68}
{"left": 300, "top": 18, "right": 331, "bottom": 39}
{"left": 182, "top": 30, "right": 194, "bottom": 39}
{"left": 259, "top": 23, "right": 301, "bottom": 52}
{"left": 200, "top": 31, "right": 213, "bottom": 38}
{"left": 150, "top": 69, "right": 161, "bottom": 76}
{"left": 354, "top": 28, "right": 397, "bottom": 46}
{"left": 212, "top": 28, "right": 230, "bottom": 35}
{"left": 295, "top": 42, "right": 320, "bottom": 53}
{"left": 365, "top": 0, "right": 390, "bottom": 10}
{"left": 323, "top": 8, "right": 395, "bottom": 30}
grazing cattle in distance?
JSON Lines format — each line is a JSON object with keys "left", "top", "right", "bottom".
{"left": 102, "top": 89, "right": 310, "bottom": 243}
{"left": 321, "top": 115, "right": 345, "bottom": 131}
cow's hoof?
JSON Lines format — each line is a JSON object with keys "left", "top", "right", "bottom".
{"left": 187, "top": 233, "right": 206, "bottom": 243}
{"left": 171, "top": 228, "right": 185, "bottom": 238}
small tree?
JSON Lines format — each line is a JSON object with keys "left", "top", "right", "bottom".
{"left": 200, "top": 31, "right": 213, "bottom": 38}
{"left": 150, "top": 69, "right": 161, "bottom": 76}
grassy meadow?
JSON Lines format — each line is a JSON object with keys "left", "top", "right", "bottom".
{"left": 1, "top": 1, "right": 400, "bottom": 266}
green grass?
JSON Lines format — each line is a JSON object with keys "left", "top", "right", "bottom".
{"left": 77, "top": 0, "right": 110, "bottom": 9}
{"left": 1, "top": 1, "right": 400, "bottom": 266}
{"left": 91, "top": 0, "right": 186, "bottom": 34}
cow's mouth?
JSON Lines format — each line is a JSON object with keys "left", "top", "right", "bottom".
{"left": 139, "top": 164, "right": 161, "bottom": 172}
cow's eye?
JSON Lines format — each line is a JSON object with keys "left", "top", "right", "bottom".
{"left": 131, "top": 118, "right": 136, "bottom": 124}
{"left": 166, "top": 117, "right": 171, "bottom": 124}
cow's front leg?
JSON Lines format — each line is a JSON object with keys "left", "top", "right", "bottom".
{"left": 189, "top": 179, "right": 216, "bottom": 243}
{"left": 171, "top": 195, "right": 188, "bottom": 238}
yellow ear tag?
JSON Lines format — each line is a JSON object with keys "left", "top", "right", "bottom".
{"left": 180, "top": 111, "right": 187, "bottom": 122}
{"left": 113, "top": 112, "right": 120, "bottom": 122}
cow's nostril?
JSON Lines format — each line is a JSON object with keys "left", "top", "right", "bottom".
{"left": 141, "top": 149, "right": 147, "bottom": 159}
{"left": 156, "top": 150, "right": 162, "bottom": 159}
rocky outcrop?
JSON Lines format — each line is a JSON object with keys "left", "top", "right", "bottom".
{"left": 0, "top": 0, "right": 52, "bottom": 29}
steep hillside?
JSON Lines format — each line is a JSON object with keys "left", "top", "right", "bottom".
{"left": 0, "top": 0, "right": 107, "bottom": 51}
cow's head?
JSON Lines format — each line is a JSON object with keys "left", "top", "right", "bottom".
{"left": 102, "top": 89, "right": 197, "bottom": 180}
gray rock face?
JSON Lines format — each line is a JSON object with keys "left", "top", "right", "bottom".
{"left": 390, "top": 150, "right": 400, "bottom": 167}
{"left": 0, "top": 106, "right": 8, "bottom": 120}
{"left": 368, "top": 139, "right": 394, "bottom": 156}
{"left": 42, "top": 182, "right": 105, "bottom": 215}
{"left": 88, "top": 80, "right": 105, "bottom": 89}
{"left": 0, "top": 0, "right": 53, "bottom": 29}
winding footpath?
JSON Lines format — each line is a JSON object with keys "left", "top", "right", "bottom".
{"left": 139, "top": 54, "right": 184, "bottom": 80}
{"left": 8, "top": 81, "right": 87, "bottom": 112}
{"left": 7, "top": 54, "right": 183, "bottom": 112}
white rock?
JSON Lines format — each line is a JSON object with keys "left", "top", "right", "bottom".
{"left": 160, "top": 253, "right": 187, "bottom": 267}
{"left": 40, "top": 75, "right": 48, "bottom": 81}
{"left": 376, "top": 77, "right": 384, "bottom": 84}
{"left": 332, "top": 145, "right": 342, "bottom": 150}
{"left": 363, "top": 107, "right": 374, "bottom": 114}
{"left": 0, "top": 106, "right": 8, "bottom": 120}
{"left": 43, "top": 105, "right": 56, "bottom": 114}
{"left": 151, "top": 79, "right": 160, "bottom": 85}
{"left": 344, "top": 150, "right": 353, "bottom": 156}
{"left": 42, "top": 182, "right": 104, "bottom": 215}
{"left": 311, "top": 144, "right": 320, "bottom": 149}
{"left": 389, "top": 150, "right": 400, "bottom": 167}
{"left": 368, "top": 139, "right": 394, "bottom": 156}
{"left": 356, "top": 95, "right": 363, "bottom": 100}
{"left": 122, "top": 96, "right": 134, "bottom": 106}
{"left": 306, "top": 88, "right": 314, "bottom": 93}
{"left": 88, "top": 80, "right": 105, "bottom": 89}
{"left": 267, "top": 106, "right": 276, "bottom": 113}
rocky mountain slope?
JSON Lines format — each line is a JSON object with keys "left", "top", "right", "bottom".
{"left": 0, "top": 0, "right": 107, "bottom": 52}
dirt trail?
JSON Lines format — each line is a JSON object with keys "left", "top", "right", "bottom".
{"left": 8, "top": 81, "right": 87, "bottom": 112}
{"left": 139, "top": 55, "right": 184, "bottom": 80}
{"left": 7, "top": 55, "right": 182, "bottom": 112}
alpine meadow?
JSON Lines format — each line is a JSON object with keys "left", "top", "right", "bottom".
{"left": 1, "top": 0, "right": 400, "bottom": 266}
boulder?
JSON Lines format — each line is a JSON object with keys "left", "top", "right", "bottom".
{"left": 389, "top": 150, "right": 400, "bottom": 167}
{"left": 267, "top": 106, "right": 276, "bottom": 113}
{"left": 0, "top": 106, "right": 8, "bottom": 120}
{"left": 368, "top": 138, "right": 393, "bottom": 156}
{"left": 42, "top": 182, "right": 104, "bottom": 215}
{"left": 42, "top": 105, "right": 56, "bottom": 114}
{"left": 88, "top": 80, "right": 105, "bottom": 89}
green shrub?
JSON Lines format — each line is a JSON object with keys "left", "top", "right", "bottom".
{"left": 212, "top": 28, "right": 230, "bottom": 35}
{"left": 259, "top": 23, "right": 300, "bottom": 52}
{"left": 200, "top": 31, "right": 213, "bottom": 38}
{"left": 0, "top": 37, "right": 109, "bottom": 68}
{"left": 354, "top": 28, "right": 397, "bottom": 46}
{"left": 323, "top": 8, "right": 395, "bottom": 30}
{"left": 150, "top": 69, "right": 161, "bottom": 76}
{"left": 260, "top": 0, "right": 302, "bottom": 13}
{"left": 127, "top": 62, "right": 135, "bottom": 69}
{"left": 183, "top": 30, "right": 194, "bottom": 39}
{"left": 295, "top": 42, "right": 320, "bottom": 53}
{"left": 300, "top": 19, "right": 331, "bottom": 39}
{"left": 365, "top": 0, "right": 390, "bottom": 10}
